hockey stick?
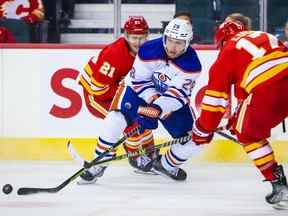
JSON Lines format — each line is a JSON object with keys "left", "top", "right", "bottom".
{"left": 17, "top": 126, "right": 140, "bottom": 195}
{"left": 215, "top": 130, "right": 239, "bottom": 143}
{"left": 69, "top": 134, "right": 191, "bottom": 168}
{"left": 282, "top": 119, "right": 286, "bottom": 133}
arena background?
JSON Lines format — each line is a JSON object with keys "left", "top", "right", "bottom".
{"left": 1, "top": 1, "right": 288, "bottom": 215}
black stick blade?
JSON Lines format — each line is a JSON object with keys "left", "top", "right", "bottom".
{"left": 17, "top": 187, "right": 58, "bottom": 195}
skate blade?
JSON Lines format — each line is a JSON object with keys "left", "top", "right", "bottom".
{"left": 133, "top": 169, "right": 159, "bottom": 175}
{"left": 77, "top": 178, "right": 98, "bottom": 185}
{"left": 150, "top": 168, "right": 176, "bottom": 180}
{"left": 272, "top": 201, "right": 288, "bottom": 210}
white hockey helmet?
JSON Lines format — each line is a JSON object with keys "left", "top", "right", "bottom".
{"left": 163, "top": 18, "right": 193, "bottom": 52}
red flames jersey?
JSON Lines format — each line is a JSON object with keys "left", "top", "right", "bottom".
{"left": 0, "top": 0, "right": 44, "bottom": 23}
{"left": 79, "top": 37, "right": 135, "bottom": 101}
{"left": 199, "top": 31, "right": 288, "bottom": 131}
{"left": 79, "top": 37, "right": 135, "bottom": 118}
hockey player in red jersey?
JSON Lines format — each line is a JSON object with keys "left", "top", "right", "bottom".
{"left": 78, "top": 16, "right": 157, "bottom": 183}
{"left": 79, "top": 16, "right": 149, "bottom": 119}
{"left": 191, "top": 20, "right": 288, "bottom": 209}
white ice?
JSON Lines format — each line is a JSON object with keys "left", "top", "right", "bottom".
{"left": 0, "top": 161, "right": 287, "bottom": 216}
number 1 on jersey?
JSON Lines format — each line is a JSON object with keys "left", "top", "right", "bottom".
{"left": 236, "top": 32, "right": 279, "bottom": 59}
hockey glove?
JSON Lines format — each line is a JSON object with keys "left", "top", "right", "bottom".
{"left": 226, "top": 114, "right": 237, "bottom": 135}
{"left": 137, "top": 104, "right": 162, "bottom": 119}
{"left": 124, "top": 117, "right": 157, "bottom": 135}
{"left": 135, "top": 116, "right": 158, "bottom": 133}
{"left": 226, "top": 103, "right": 241, "bottom": 135}
{"left": 124, "top": 121, "right": 142, "bottom": 136}
{"left": 192, "top": 119, "right": 214, "bottom": 145}
{"left": 134, "top": 104, "right": 162, "bottom": 132}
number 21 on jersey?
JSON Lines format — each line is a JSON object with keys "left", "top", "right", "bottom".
{"left": 99, "top": 61, "right": 116, "bottom": 78}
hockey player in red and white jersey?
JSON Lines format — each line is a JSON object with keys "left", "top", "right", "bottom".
{"left": 191, "top": 20, "right": 288, "bottom": 209}
{"left": 0, "top": 0, "right": 44, "bottom": 24}
{"left": 78, "top": 16, "right": 158, "bottom": 184}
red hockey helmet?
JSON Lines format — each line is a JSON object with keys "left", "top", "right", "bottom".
{"left": 214, "top": 21, "right": 245, "bottom": 47}
{"left": 124, "top": 16, "right": 149, "bottom": 35}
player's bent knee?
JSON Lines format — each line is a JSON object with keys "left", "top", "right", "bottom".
{"left": 99, "top": 111, "right": 128, "bottom": 141}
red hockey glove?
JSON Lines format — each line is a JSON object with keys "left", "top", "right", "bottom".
{"left": 192, "top": 119, "right": 214, "bottom": 145}
{"left": 124, "top": 121, "right": 142, "bottom": 136}
{"left": 226, "top": 103, "right": 241, "bottom": 135}
{"left": 226, "top": 115, "right": 237, "bottom": 135}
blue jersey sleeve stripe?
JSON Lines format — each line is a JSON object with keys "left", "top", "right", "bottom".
{"left": 132, "top": 81, "right": 154, "bottom": 92}
{"left": 131, "top": 80, "right": 152, "bottom": 85}
{"left": 136, "top": 85, "right": 155, "bottom": 95}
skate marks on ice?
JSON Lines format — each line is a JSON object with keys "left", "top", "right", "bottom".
{"left": 0, "top": 161, "right": 287, "bottom": 216}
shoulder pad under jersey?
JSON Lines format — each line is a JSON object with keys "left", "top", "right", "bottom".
{"left": 138, "top": 37, "right": 166, "bottom": 61}
{"left": 171, "top": 47, "right": 202, "bottom": 73}
{"left": 101, "top": 37, "right": 128, "bottom": 55}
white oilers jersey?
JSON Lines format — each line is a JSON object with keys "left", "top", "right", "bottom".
{"left": 125, "top": 37, "right": 202, "bottom": 117}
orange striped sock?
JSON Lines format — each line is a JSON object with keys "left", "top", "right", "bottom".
{"left": 124, "top": 130, "right": 154, "bottom": 160}
{"left": 243, "top": 139, "right": 277, "bottom": 181}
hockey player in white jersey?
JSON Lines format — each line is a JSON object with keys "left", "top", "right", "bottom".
{"left": 79, "top": 18, "right": 202, "bottom": 184}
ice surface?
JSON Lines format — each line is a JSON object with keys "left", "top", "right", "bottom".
{"left": 0, "top": 161, "right": 287, "bottom": 216}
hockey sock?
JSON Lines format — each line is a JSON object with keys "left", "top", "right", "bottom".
{"left": 243, "top": 139, "right": 278, "bottom": 181}
{"left": 124, "top": 129, "right": 154, "bottom": 160}
{"left": 94, "top": 137, "right": 117, "bottom": 160}
{"left": 94, "top": 111, "right": 127, "bottom": 161}
{"left": 139, "top": 130, "right": 156, "bottom": 159}
{"left": 161, "top": 140, "right": 202, "bottom": 171}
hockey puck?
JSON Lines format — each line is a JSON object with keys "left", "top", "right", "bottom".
{"left": 2, "top": 184, "right": 13, "bottom": 194}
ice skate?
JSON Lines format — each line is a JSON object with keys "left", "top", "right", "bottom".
{"left": 128, "top": 154, "right": 154, "bottom": 172}
{"left": 152, "top": 156, "right": 187, "bottom": 181}
{"left": 266, "top": 165, "right": 288, "bottom": 210}
{"left": 77, "top": 165, "right": 108, "bottom": 185}
{"left": 125, "top": 142, "right": 159, "bottom": 174}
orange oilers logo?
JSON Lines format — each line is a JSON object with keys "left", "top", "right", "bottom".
{"left": 158, "top": 73, "right": 166, "bottom": 81}
{"left": 157, "top": 72, "right": 169, "bottom": 82}
{"left": 153, "top": 72, "right": 170, "bottom": 93}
